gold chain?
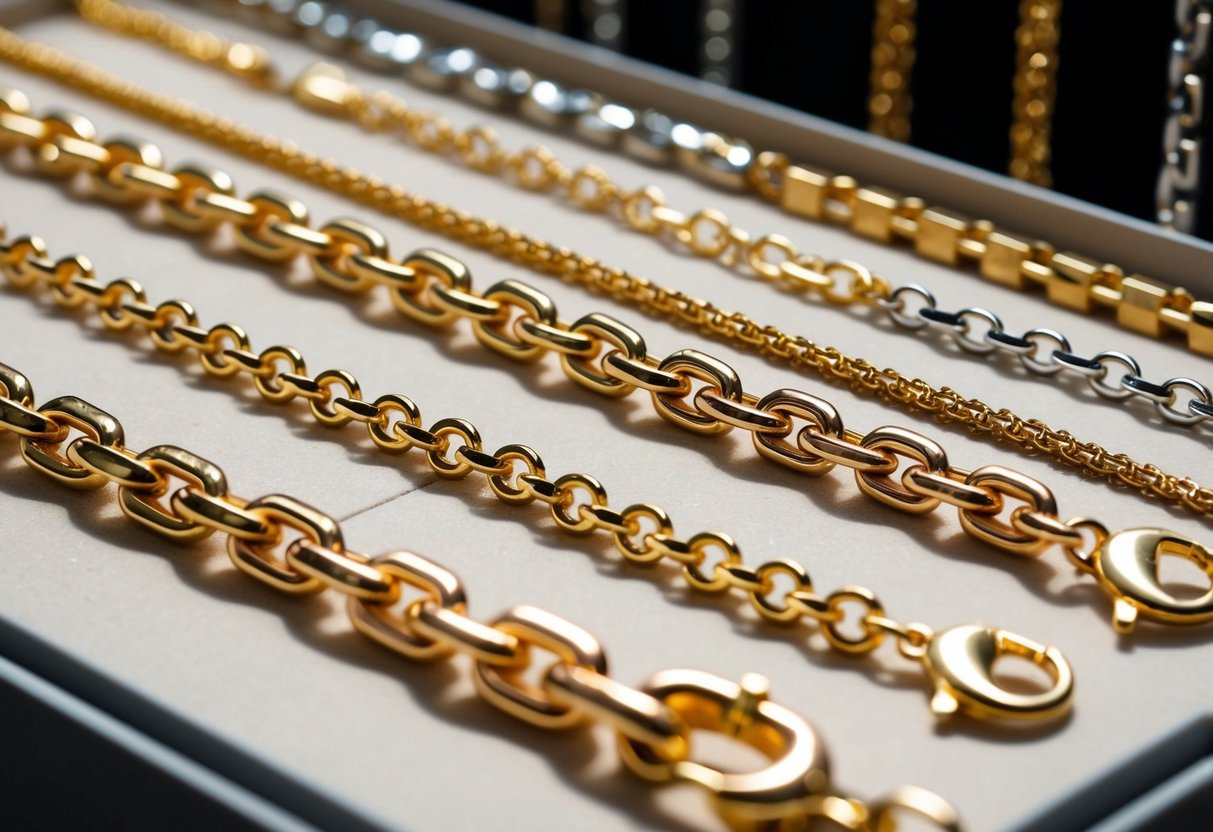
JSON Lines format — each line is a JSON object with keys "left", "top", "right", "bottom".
{"left": 868, "top": 0, "right": 916, "bottom": 142}
{"left": 0, "top": 358, "right": 964, "bottom": 829}
{"left": 2, "top": 97, "right": 1210, "bottom": 635}
{"left": 1009, "top": 0, "right": 1061, "bottom": 186}
{"left": 2, "top": 32, "right": 1208, "bottom": 521}
{"left": 75, "top": 0, "right": 1213, "bottom": 358}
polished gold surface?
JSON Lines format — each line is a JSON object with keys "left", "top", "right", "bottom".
{"left": 868, "top": 0, "right": 915, "bottom": 142}
{"left": 0, "top": 359, "right": 963, "bottom": 829}
{"left": 1009, "top": 0, "right": 1060, "bottom": 186}
{"left": 0, "top": 56, "right": 1207, "bottom": 519}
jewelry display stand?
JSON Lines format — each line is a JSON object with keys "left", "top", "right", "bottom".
{"left": 2, "top": 1, "right": 1213, "bottom": 829}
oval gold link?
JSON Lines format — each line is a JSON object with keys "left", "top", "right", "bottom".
{"left": 866, "top": 785, "right": 962, "bottom": 832}
{"left": 286, "top": 540, "right": 398, "bottom": 602}
{"left": 264, "top": 220, "right": 331, "bottom": 256}
{"left": 822, "top": 587, "right": 886, "bottom": 654}
{"left": 561, "top": 312, "right": 647, "bottom": 397}
{"left": 0, "top": 396, "right": 59, "bottom": 439}
{"left": 472, "top": 279, "right": 558, "bottom": 361}
{"left": 307, "top": 368, "right": 361, "bottom": 427}
{"left": 426, "top": 282, "right": 504, "bottom": 321}
{"left": 1010, "top": 508, "right": 1086, "bottom": 548}
{"left": 509, "top": 145, "right": 560, "bottom": 191}
{"left": 453, "top": 125, "right": 503, "bottom": 172}
{"left": 234, "top": 191, "right": 310, "bottom": 262}
{"left": 486, "top": 443, "right": 546, "bottom": 505}
{"left": 681, "top": 531, "right": 744, "bottom": 593}
{"left": 65, "top": 438, "right": 162, "bottom": 490}
{"left": 331, "top": 395, "right": 381, "bottom": 424}
{"left": 394, "top": 422, "right": 447, "bottom": 453}
{"left": 348, "top": 550, "right": 467, "bottom": 660}
{"left": 473, "top": 604, "right": 608, "bottom": 729}
{"left": 565, "top": 165, "right": 616, "bottom": 212}
{"left": 652, "top": 350, "right": 744, "bottom": 436}
{"left": 253, "top": 345, "right": 307, "bottom": 404}
{"left": 959, "top": 465, "right": 1061, "bottom": 556}
{"left": 644, "top": 533, "right": 698, "bottom": 565}
{"left": 19, "top": 396, "right": 124, "bottom": 489}
{"left": 454, "top": 445, "right": 512, "bottom": 477}
{"left": 621, "top": 185, "right": 664, "bottom": 234}
{"left": 819, "top": 260, "right": 880, "bottom": 305}
{"left": 580, "top": 504, "right": 633, "bottom": 535}
{"left": 855, "top": 427, "right": 949, "bottom": 515}
{"left": 786, "top": 590, "right": 844, "bottom": 623}
{"left": 226, "top": 494, "right": 337, "bottom": 593}
{"left": 0, "top": 234, "right": 49, "bottom": 289}
{"left": 346, "top": 252, "right": 419, "bottom": 292}
{"left": 108, "top": 162, "right": 181, "bottom": 202}
{"left": 720, "top": 561, "right": 768, "bottom": 595}
{"left": 692, "top": 389, "right": 791, "bottom": 434}
{"left": 170, "top": 488, "right": 276, "bottom": 542}
{"left": 519, "top": 473, "right": 564, "bottom": 505}
{"left": 746, "top": 234, "right": 798, "bottom": 281}
{"left": 410, "top": 603, "right": 523, "bottom": 666}
{"left": 194, "top": 190, "right": 258, "bottom": 225}
{"left": 145, "top": 300, "right": 200, "bottom": 353}
{"left": 162, "top": 165, "right": 236, "bottom": 233}
{"left": 32, "top": 111, "right": 98, "bottom": 177}
{"left": 311, "top": 218, "right": 384, "bottom": 293}
{"left": 198, "top": 323, "right": 251, "bottom": 378}
{"left": 119, "top": 445, "right": 228, "bottom": 542}
{"left": 612, "top": 503, "right": 673, "bottom": 565}
{"left": 550, "top": 472, "right": 608, "bottom": 534}
{"left": 425, "top": 417, "right": 481, "bottom": 478}
{"left": 393, "top": 248, "right": 473, "bottom": 327}
{"left": 750, "top": 559, "right": 814, "bottom": 624}
{"left": 96, "top": 278, "right": 148, "bottom": 331}
{"left": 544, "top": 663, "right": 687, "bottom": 759}
{"left": 901, "top": 466, "right": 1002, "bottom": 513}
{"left": 368, "top": 393, "right": 423, "bottom": 452}
{"left": 601, "top": 353, "right": 690, "bottom": 394}
{"left": 513, "top": 318, "right": 598, "bottom": 356}
{"left": 799, "top": 429, "right": 897, "bottom": 474}
{"left": 42, "top": 254, "right": 95, "bottom": 308}
{"left": 753, "top": 389, "right": 843, "bottom": 476}
{"left": 677, "top": 208, "right": 733, "bottom": 258}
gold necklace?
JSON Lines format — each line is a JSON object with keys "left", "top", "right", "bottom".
{"left": 3, "top": 98, "right": 1211, "bottom": 647}
{"left": 1, "top": 31, "right": 1208, "bottom": 522}
{"left": 0, "top": 356, "right": 963, "bottom": 829}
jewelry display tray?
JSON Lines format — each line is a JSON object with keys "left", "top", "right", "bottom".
{"left": 2, "top": 0, "right": 1213, "bottom": 829}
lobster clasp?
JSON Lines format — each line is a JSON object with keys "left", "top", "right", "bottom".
{"left": 617, "top": 670, "right": 831, "bottom": 823}
{"left": 1086, "top": 528, "right": 1213, "bottom": 634}
{"left": 292, "top": 63, "right": 358, "bottom": 117}
{"left": 918, "top": 625, "right": 1074, "bottom": 722}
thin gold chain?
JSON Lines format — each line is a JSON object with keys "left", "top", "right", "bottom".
{"left": 868, "top": 0, "right": 916, "bottom": 142}
{"left": 0, "top": 30, "right": 1210, "bottom": 521}
{"left": 1009, "top": 0, "right": 1061, "bottom": 186}
{"left": 0, "top": 357, "right": 964, "bottom": 827}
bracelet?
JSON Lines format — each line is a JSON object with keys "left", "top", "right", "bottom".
{"left": 0, "top": 218, "right": 1076, "bottom": 723}
{"left": 1158, "top": 0, "right": 1212, "bottom": 234}
{"left": 1, "top": 112, "right": 1209, "bottom": 640}
{"left": 1, "top": 44, "right": 1208, "bottom": 519}
{"left": 68, "top": 0, "right": 1213, "bottom": 435}
{"left": 154, "top": 0, "right": 1213, "bottom": 356}
{"left": 0, "top": 359, "right": 963, "bottom": 829}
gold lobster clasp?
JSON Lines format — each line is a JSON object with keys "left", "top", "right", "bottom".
{"left": 916, "top": 625, "right": 1074, "bottom": 721}
{"left": 617, "top": 670, "right": 831, "bottom": 824}
{"left": 1082, "top": 528, "right": 1213, "bottom": 634}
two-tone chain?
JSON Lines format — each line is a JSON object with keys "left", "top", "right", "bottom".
{"left": 1009, "top": 0, "right": 1061, "bottom": 187}
{"left": 0, "top": 80, "right": 1209, "bottom": 520}
{"left": 0, "top": 360, "right": 965, "bottom": 830}
{"left": 868, "top": 0, "right": 915, "bottom": 142}
{"left": 2, "top": 109, "right": 1211, "bottom": 637}
{"left": 151, "top": 0, "right": 1213, "bottom": 356}
{"left": 0, "top": 218, "right": 1082, "bottom": 722}
{"left": 1158, "top": 0, "right": 1212, "bottom": 234}
{"left": 47, "top": 8, "right": 1213, "bottom": 433}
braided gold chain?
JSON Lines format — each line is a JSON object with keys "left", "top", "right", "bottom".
{"left": 0, "top": 32, "right": 1208, "bottom": 519}
{"left": 0, "top": 358, "right": 966, "bottom": 828}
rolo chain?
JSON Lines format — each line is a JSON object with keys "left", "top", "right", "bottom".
{"left": 145, "top": 0, "right": 1213, "bottom": 357}
{"left": 0, "top": 38, "right": 1210, "bottom": 518}
{"left": 0, "top": 359, "right": 964, "bottom": 830}
{"left": 0, "top": 94, "right": 1209, "bottom": 637}
{"left": 0, "top": 213, "right": 1078, "bottom": 722}
{"left": 65, "top": 0, "right": 1213, "bottom": 429}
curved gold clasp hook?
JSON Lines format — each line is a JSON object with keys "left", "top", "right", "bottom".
{"left": 916, "top": 625, "right": 1074, "bottom": 721}
{"left": 616, "top": 670, "right": 831, "bottom": 824}
{"left": 1086, "top": 528, "right": 1213, "bottom": 634}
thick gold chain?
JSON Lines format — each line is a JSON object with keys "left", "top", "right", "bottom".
{"left": 1009, "top": 0, "right": 1061, "bottom": 186}
{"left": 868, "top": 0, "right": 916, "bottom": 142}
{"left": 2, "top": 31, "right": 1208, "bottom": 522}
{"left": 0, "top": 358, "right": 964, "bottom": 829}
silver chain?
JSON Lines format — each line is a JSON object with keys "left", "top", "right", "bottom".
{"left": 699, "top": 0, "right": 738, "bottom": 87}
{"left": 1158, "top": 0, "right": 1212, "bottom": 233}
{"left": 881, "top": 285, "right": 1213, "bottom": 427}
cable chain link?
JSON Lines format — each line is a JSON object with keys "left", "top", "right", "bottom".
{"left": 1159, "top": 0, "right": 1212, "bottom": 233}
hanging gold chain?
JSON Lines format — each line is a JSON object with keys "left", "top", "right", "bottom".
{"left": 1009, "top": 0, "right": 1061, "bottom": 186}
{"left": 0, "top": 32, "right": 1209, "bottom": 521}
{"left": 0, "top": 357, "right": 964, "bottom": 829}
{"left": 868, "top": 0, "right": 916, "bottom": 142}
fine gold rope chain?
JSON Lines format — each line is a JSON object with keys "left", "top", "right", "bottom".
{"left": 0, "top": 33, "right": 1210, "bottom": 520}
{"left": 0, "top": 358, "right": 965, "bottom": 830}
{"left": 0, "top": 208, "right": 1080, "bottom": 721}
{"left": 0, "top": 96, "right": 1209, "bottom": 640}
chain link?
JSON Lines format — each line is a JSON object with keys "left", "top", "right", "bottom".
{"left": 868, "top": 0, "right": 915, "bottom": 142}
{"left": 1009, "top": 0, "right": 1061, "bottom": 186}
{"left": 1159, "top": 0, "right": 1213, "bottom": 232}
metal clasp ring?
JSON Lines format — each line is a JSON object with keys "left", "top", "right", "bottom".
{"left": 1086, "top": 528, "right": 1213, "bottom": 634}
{"left": 617, "top": 670, "right": 830, "bottom": 823}
{"left": 918, "top": 625, "right": 1074, "bottom": 721}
